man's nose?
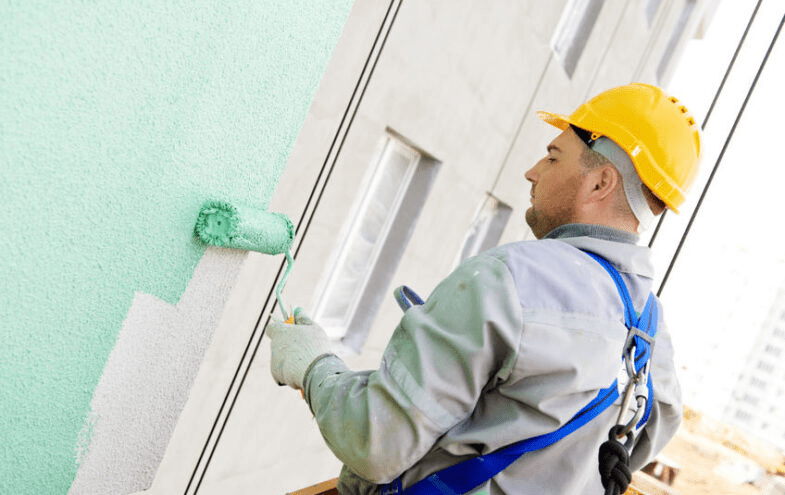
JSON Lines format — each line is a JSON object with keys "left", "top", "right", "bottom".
{"left": 524, "top": 165, "right": 537, "bottom": 184}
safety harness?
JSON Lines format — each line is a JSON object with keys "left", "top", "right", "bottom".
{"left": 381, "top": 251, "right": 658, "bottom": 495}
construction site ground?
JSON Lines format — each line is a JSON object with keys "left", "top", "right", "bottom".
{"left": 632, "top": 406, "right": 785, "bottom": 495}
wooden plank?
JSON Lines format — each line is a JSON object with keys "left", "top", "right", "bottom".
{"left": 287, "top": 475, "right": 659, "bottom": 494}
{"left": 288, "top": 478, "right": 339, "bottom": 495}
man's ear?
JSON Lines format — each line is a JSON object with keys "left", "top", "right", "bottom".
{"left": 586, "top": 165, "right": 620, "bottom": 203}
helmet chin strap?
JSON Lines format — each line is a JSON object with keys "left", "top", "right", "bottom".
{"left": 592, "top": 137, "right": 656, "bottom": 232}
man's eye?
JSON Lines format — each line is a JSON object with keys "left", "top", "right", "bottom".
{"left": 547, "top": 157, "right": 557, "bottom": 163}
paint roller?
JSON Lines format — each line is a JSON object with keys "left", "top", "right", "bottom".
{"left": 194, "top": 200, "right": 295, "bottom": 322}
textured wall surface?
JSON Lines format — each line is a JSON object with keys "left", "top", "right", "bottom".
{"left": 0, "top": 2, "right": 352, "bottom": 494}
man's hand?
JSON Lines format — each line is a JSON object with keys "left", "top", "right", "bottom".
{"left": 266, "top": 308, "right": 333, "bottom": 390}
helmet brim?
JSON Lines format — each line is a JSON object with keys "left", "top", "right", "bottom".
{"left": 536, "top": 111, "right": 572, "bottom": 131}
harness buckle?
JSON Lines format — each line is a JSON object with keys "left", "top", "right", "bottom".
{"left": 623, "top": 327, "right": 654, "bottom": 356}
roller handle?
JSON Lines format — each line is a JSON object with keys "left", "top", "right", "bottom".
{"left": 280, "top": 314, "right": 302, "bottom": 399}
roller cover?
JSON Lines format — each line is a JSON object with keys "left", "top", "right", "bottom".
{"left": 194, "top": 200, "right": 294, "bottom": 255}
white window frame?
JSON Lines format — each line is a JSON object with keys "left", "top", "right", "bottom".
{"left": 656, "top": 0, "right": 697, "bottom": 82}
{"left": 453, "top": 194, "right": 512, "bottom": 268}
{"left": 646, "top": 0, "right": 663, "bottom": 28}
{"left": 313, "top": 135, "right": 423, "bottom": 340}
{"left": 551, "top": 0, "right": 606, "bottom": 78}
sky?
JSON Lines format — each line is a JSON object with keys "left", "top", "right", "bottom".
{"left": 653, "top": 0, "right": 785, "bottom": 421}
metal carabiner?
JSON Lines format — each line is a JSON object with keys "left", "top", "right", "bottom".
{"left": 618, "top": 396, "right": 647, "bottom": 438}
{"left": 616, "top": 378, "right": 636, "bottom": 426}
{"left": 624, "top": 344, "right": 637, "bottom": 380}
{"left": 615, "top": 376, "right": 648, "bottom": 439}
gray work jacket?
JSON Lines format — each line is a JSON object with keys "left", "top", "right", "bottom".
{"left": 303, "top": 224, "right": 682, "bottom": 494}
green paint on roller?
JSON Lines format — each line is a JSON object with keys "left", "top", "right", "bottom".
{"left": 194, "top": 200, "right": 296, "bottom": 320}
{"left": 194, "top": 200, "right": 294, "bottom": 254}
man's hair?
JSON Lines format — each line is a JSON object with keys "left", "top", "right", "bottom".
{"left": 579, "top": 147, "right": 631, "bottom": 216}
{"left": 580, "top": 146, "right": 667, "bottom": 216}
{"left": 580, "top": 146, "right": 609, "bottom": 171}
{"left": 642, "top": 183, "right": 667, "bottom": 215}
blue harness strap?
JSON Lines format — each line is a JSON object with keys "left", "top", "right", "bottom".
{"left": 583, "top": 252, "right": 657, "bottom": 427}
{"left": 394, "top": 285, "right": 425, "bottom": 311}
{"left": 382, "top": 253, "right": 658, "bottom": 495}
{"left": 382, "top": 384, "right": 621, "bottom": 495}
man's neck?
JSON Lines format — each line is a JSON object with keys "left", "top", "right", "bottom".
{"left": 544, "top": 223, "right": 639, "bottom": 245}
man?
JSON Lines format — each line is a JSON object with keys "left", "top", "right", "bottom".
{"left": 266, "top": 83, "right": 701, "bottom": 494}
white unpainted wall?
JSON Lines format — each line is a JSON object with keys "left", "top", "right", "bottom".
{"left": 69, "top": 248, "right": 245, "bottom": 495}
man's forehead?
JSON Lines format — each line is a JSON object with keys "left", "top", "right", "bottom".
{"left": 548, "top": 128, "right": 583, "bottom": 153}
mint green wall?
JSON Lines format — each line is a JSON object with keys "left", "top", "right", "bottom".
{"left": 0, "top": 2, "right": 352, "bottom": 493}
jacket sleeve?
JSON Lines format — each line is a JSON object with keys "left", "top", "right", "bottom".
{"left": 629, "top": 308, "right": 683, "bottom": 470}
{"left": 303, "top": 254, "right": 524, "bottom": 484}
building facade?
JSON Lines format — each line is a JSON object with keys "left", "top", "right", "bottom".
{"left": 724, "top": 283, "right": 785, "bottom": 453}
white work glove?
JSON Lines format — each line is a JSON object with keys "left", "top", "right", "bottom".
{"left": 265, "top": 308, "right": 333, "bottom": 391}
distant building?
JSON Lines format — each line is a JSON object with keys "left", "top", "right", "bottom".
{"left": 724, "top": 282, "right": 785, "bottom": 453}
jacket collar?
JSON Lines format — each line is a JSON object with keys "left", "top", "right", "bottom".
{"left": 544, "top": 223, "right": 654, "bottom": 278}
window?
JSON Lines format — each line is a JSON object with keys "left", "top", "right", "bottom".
{"left": 756, "top": 360, "right": 774, "bottom": 373}
{"left": 313, "top": 131, "right": 440, "bottom": 347}
{"left": 734, "top": 409, "right": 752, "bottom": 423}
{"left": 646, "top": 0, "right": 663, "bottom": 27}
{"left": 657, "top": 0, "right": 697, "bottom": 82}
{"left": 551, "top": 0, "right": 605, "bottom": 78}
{"left": 740, "top": 394, "right": 759, "bottom": 407}
{"left": 453, "top": 195, "right": 512, "bottom": 267}
{"left": 763, "top": 344, "right": 782, "bottom": 358}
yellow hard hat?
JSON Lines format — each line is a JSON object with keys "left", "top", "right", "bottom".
{"left": 537, "top": 83, "right": 701, "bottom": 212}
